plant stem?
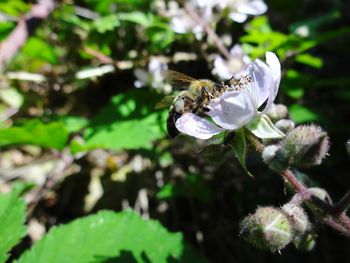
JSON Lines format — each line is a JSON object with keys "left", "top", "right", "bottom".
{"left": 333, "top": 189, "right": 350, "bottom": 215}
{"left": 184, "top": 3, "right": 231, "bottom": 60}
{"left": 280, "top": 169, "right": 350, "bottom": 237}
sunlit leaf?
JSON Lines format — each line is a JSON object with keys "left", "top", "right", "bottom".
{"left": 21, "top": 37, "right": 58, "bottom": 64}
{"left": 0, "top": 191, "right": 26, "bottom": 263}
{"left": 93, "top": 14, "right": 120, "bottom": 33}
{"left": 80, "top": 90, "right": 167, "bottom": 152}
{"left": 295, "top": 54, "right": 323, "bottom": 69}
{"left": 0, "top": 120, "right": 69, "bottom": 150}
{"left": 16, "top": 210, "right": 207, "bottom": 263}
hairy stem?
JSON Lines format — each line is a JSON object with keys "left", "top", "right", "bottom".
{"left": 280, "top": 169, "right": 350, "bottom": 237}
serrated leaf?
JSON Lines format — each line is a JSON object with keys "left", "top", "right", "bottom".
{"left": 246, "top": 115, "right": 285, "bottom": 139}
{"left": 0, "top": 120, "right": 69, "bottom": 150}
{"left": 80, "top": 90, "right": 167, "bottom": 152}
{"left": 0, "top": 191, "right": 26, "bottom": 263}
{"left": 16, "top": 210, "right": 206, "bottom": 263}
{"left": 230, "top": 129, "right": 252, "bottom": 177}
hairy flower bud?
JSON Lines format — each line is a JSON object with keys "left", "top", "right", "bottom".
{"left": 309, "top": 187, "right": 332, "bottom": 204}
{"left": 262, "top": 145, "right": 288, "bottom": 172}
{"left": 240, "top": 207, "right": 293, "bottom": 252}
{"left": 275, "top": 119, "right": 295, "bottom": 134}
{"left": 293, "top": 233, "right": 316, "bottom": 252}
{"left": 266, "top": 104, "right": 288, "bottom": 122}
{"left": 281, "top": 203, "right": 310, "bottom": 236}
{"left": 281, "top": 125, "right": 330, "bottom": 167}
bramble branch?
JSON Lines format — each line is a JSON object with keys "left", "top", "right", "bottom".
{"left": 184, "top": 3, "right": 231, "bottom": 60}
{"left": 0, "top": 0, "right": 54, "bottom": 71}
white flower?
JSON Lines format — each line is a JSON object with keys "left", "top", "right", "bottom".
{"left": 219, "top": 0, "right": 268, "bottom": 23}
{"left": 175, "top": 51, "right": 281, "bottom": 139}
{"left": 134, "top": 57, "right": 168, "bottom": 89}
{"left": 167, "top": 0, "right": 214, "bottom": 39}
{"left": 212, "top": 44, "right": 251, "bottom": 80}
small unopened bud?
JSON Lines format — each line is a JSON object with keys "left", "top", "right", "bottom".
{"left": 240, "top": 207, "right": 293, "bottom": 252}
{"left": 275, "top": 119, "right": 295, "bottom": 134}
{"left": 309, "top": 187, "right": 332, "bottom": 204}
{"left": 262, "top": 145, "right": 288, "bottom": 172}
{"left": 281, "top": 203, "right": 310, "bottom": 236}
{"left": 293, "top": 233, "right": 316, "bottom": 252}
{"left": 281, "top": 125, "right": 330, "bottom": 167}
{"left": 266, "top": 104, "right": 288, "bottom": 122}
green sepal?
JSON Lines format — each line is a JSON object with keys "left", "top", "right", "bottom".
{"left": 246, "top": 115, "right": 285, "bottom": 139}
{"left": 230, "top": 129, "right": 253, "bottom": 177}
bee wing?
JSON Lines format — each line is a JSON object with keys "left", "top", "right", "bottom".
{"left": 155, "top": 95, "right": 176, "bottom": 109}
{"left": 163, "top": 70, "right": 197, "bottom": 90}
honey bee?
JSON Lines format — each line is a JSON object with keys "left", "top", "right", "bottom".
{"left": 156, "top": 70, "right": 238, "bottom": 138}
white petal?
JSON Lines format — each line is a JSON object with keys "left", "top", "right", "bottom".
{"left": 266, "top": 51, "right": 281, "bottom": 88}
{"left": 264, "top": 52, "right": 281, "bottom": 112}
{"left": 213, "top": 56, "right": 232, "bottom": 80}
{"left": 229, "top": 12, "right": 248, "bottom": 23}
{"left": 207, "top": 90, "right": 255, "bottom": 130}
{"left": 237, "top": 0, "right": 267, "bottom": 16}
{"left": 175, "top": 113, "right": 224, "bottom": 140}
{"left": 250, "top": 59, "right": 274, "bottom": 108}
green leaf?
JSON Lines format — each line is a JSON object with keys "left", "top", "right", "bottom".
{"left": 49, "top": 116, "right": 89, "bottom": 133}
{"left": 0, "top": 191, "right": 26, "bottom": 263}
{"left": 21, "top": 37, "right": 58, "bottom": 64}
{"left": 230, "top": 129, "right": 252, "bottom": 177}
{"left": 289, "top": 104, "right": 320, "bottom": 123}
{"left": 246, "top": 115, "right": 285, "bottom": 139}
{"left": 0, "top": 120, "right": 69, "bottom": 150}
{"left": 0, "top": 0, "right": 29, "bottom": 16}
{"left": 118, "top": 12, "right": 153, "bottom": 27}
{"left": 16, "top": 210, "right": 206, "bottom": 263}
{"left": 80, "top": 90, "right": 167, "bottom": 152}
{"left": 295, "top": 54, "right": 323, "bottom": 69}
{"left": 93, "top": 14, "right": 120, "bottom": 33}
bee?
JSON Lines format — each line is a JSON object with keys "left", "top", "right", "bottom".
{"left": 156, "top": 70, "right": 237, "bottom": 138}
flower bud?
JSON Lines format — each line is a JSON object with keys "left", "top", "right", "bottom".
{"left": 293, "top": 233, "right": 316, "bottom": 252}
{"left": 240, "top": 207, "right": 293, "bottom": 252}
{"left": 262, "top": 145, "right": 288, "bottom": 172}
{"left": 281, "top": 125, "right": 330, "bottom": 167}
{"left": 308, "top": 187, "right": 332, "bottom": 204}
{"left": 281, "top": 203, "right": 310, "bottom": 236}
{"left": 346, "top": 139, "right": 350, "bottom": 157}
{"left": 266, "top": 104, "right": 288, "bottom": 122}
{"left": 275, "top": 119, "right": 295, "bottom": 134}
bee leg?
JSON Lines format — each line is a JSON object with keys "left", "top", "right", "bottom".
{"left": 203, "top": 86, "right": 213, "bottom": 98}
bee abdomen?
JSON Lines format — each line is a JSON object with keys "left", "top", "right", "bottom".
{"left": 167, "top": 110, "right": 182, "bottom": 138}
